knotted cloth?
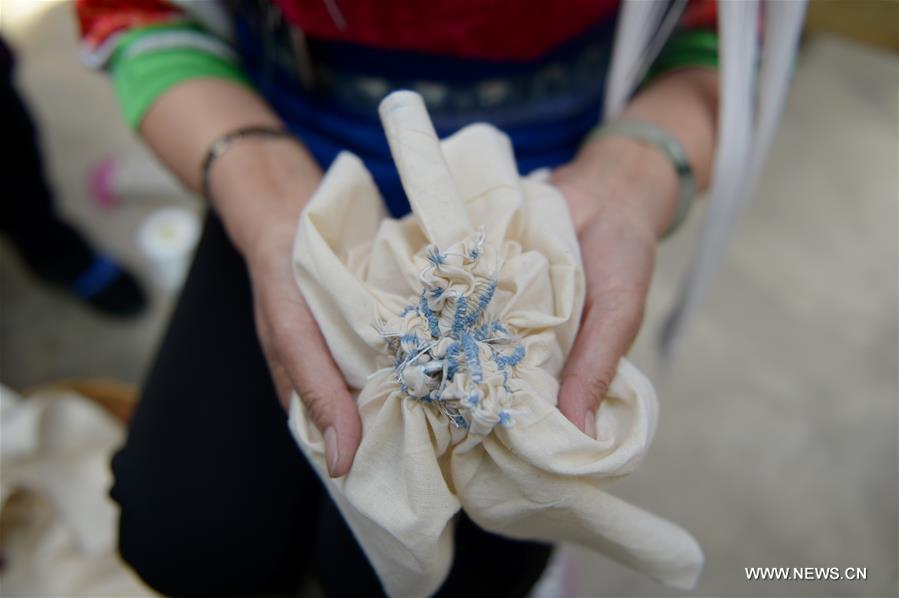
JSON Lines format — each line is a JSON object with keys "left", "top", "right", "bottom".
{"left": 288, "top": 90, "right": 703, "bottom": 597}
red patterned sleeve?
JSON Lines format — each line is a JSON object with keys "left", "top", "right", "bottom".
{"left": 681, "top": 0, "right": 717, "bottom": 30}
{"left": 75, "top": 0, "right": 185, "bottom": 68}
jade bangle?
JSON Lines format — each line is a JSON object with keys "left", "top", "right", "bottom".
{"left": 589, "top": 119, "right": 696, "bottom": 239}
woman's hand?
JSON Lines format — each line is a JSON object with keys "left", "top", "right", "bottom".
{"left": 140, "top": 79, "right": 364, "bottom": 478}
{"left": 138, "top": 71, "right": 715, "bottom": 470}
{"left": 550, "top": 135, "right": 678, "bottom": 437}
{"left": 211, "top": 136, "right": 362, "bottom": 480}
{"left": 138, "top": 76, "right": 364, "bottom": 478}
{"left": 549, "top": 69, "right": 718, "bottom": 436}
{"left": 245, "top": 211, "right": 362, "bottom": 479}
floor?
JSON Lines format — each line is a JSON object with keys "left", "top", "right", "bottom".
{"left": 1, "top": 2, "right": 897, "bottom": 597}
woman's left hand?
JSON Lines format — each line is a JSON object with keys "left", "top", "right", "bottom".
{"left": 549, "top": 135, "right": 677, "bottom": 437}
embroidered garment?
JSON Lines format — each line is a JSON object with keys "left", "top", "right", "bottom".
{"left": 288, "top": 91, "right": 702, "bottom": 597}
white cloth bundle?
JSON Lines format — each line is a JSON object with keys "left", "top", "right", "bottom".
{"left": 0, "top": 385, "right": 151, "bottom": 596}
{"left": 288, "top": 91, "right": 702, "bottom": 597}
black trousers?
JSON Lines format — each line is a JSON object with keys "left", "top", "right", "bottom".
{"left": 0, "top": 37, "right": 93, "bottom": 281}
{"left": 0, "top": 37, "right": 52, "bottom": 243}
{"left": 111, "top": 214, "right": 552, "bottom": 596}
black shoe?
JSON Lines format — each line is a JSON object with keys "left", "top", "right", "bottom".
{"left": 10, "top": 218, "right": 147, "bottom": 317}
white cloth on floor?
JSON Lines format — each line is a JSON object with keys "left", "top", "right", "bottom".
{"left": 288, "top": 91, "right": 703, "bottom": 597}
{"left": 0, "top": 385, "right": 151, "bottom": 596}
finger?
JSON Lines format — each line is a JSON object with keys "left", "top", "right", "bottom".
{"left": 254, "top": 313, "right": 301, "bottom": 414}
{"left": 558, "top": 289, "right": 645, "bottom": 437}
{"left": 267, "top": 357, "right": 295, "bottom": 411}
{"left": 274, "top": 310, "right": 362, "bottom": 479}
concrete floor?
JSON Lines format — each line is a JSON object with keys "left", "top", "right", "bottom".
{"left": 1, "top": 2, "right": 896, "bottom": 597}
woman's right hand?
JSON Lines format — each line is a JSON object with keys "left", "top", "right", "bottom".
{"left": 244, "top": 209, "right": 363, "bottom": 479}
{"left": 140, "top": 79, "right": 362, "bottom": 478}
{"left": 216, "top": 135, "right": 364, "bottom": 479}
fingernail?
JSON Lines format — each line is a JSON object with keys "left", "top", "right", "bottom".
{"left": 324, "top": 427, "right": 340, "bottom": 477}
{"left": 584, "top": 410, "right": 596, "bottom": 440}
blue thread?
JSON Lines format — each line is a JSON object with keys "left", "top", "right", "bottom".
{"left": 501, "top": 367, "right": 511, "bottom": 392}
{"left": 427, "top": 247, "right": 446, "bottom": 267}
{"left": 419, "top": 291, "right": 441, "bottom": 338}
{"left": 461, "top": 334, "right": 483, "bottom": 383}
{"left": 496, "top": 344, "right": 525, "bottom": 368}
{"left": 452, "top": 296, "right": 468, "bottom": 338}
{"left": 449, "top": 413, "right": 469, "bottom": 429}
{"left": 464, "top": 280, "right": 496, "bottom": 328}
{"left": 382, "top": 245, "right": 524, "bottom": 431}
{"left": 472, "top": 320, "right": 506, "bottom": 341}
{"left": 445, "top": 342, "right": 460, "bottom": 380}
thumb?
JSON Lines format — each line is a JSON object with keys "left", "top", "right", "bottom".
{"left": 282, "top": 331, "right": 362, "bottom": 478}
{"left": 558, "top": 292, "right": 643, "bottom": 438}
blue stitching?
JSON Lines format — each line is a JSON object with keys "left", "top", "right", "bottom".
{"left": 445, "top": 342, "right": 461, "bottom": 380}
{"left": 452, "top": 296, "right": 468, "bottom": 338}
{"left": 427, "top": 247, "right": 446, "bottom": 267}
{"left": 383, "top": 238, "right": 528, "bottom": 432}
{"left": 496, "top": 344, "right": 525, "bottom": 369}
{"left": 464, "top": 280, "right": 496, "bottom": 328}
{"left": 419, "top": 291, "right": 441, "bottom": 339}
{"left": 461, "top": 334, "right": 482, "bottom": 384}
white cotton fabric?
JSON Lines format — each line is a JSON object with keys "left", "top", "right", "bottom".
{"left": 0, "top": 385, "right": 152, "bottom": 596}
{"left": 288, "top": 91, "right": 703, "bottom": 597}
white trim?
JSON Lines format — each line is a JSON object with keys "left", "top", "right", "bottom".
{"left": 119, "top": 29, "right": 236, "bottom": 63}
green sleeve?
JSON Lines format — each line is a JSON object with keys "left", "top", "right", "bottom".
{"left": 110, "top": 26, "right": 251, "bottom": 129}
{"left": 646, "top": 29, "right": 719, "bottom": 82}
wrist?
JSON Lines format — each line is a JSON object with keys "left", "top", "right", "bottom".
{"left": 208, "top": 135, "right": 322, "bottom": 257}
{"left": 553, "top": 135, "right": 679, "bottom": 239}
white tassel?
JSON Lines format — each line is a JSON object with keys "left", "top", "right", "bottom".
{"left": 604, "top": 0, "right": 678, "bottom": 118}
{"left": 607, "top": 0, "right": 808, "bottom": 366}
{"left": 658, "top": 0, "right": 808, "bottom": 365}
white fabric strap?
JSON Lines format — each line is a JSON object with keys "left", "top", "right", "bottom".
{"left": 658, "top": 0, "right": 808, "bottom": 364}
{"left": 379, "top": 91, "right": 473, "bottom": 248}
{"left": 606, "top": 0, "right": 808, "bottom": 366}
{"left": 604, "top": 0, "right": 686, "bottom": 119}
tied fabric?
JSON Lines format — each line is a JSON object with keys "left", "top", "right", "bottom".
{"left": 288, "top": 91, "right": 703, "bottom": 597}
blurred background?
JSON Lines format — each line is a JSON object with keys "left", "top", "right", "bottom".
{"left": 0, "top": 1, "right": 896, "bottom": 596}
